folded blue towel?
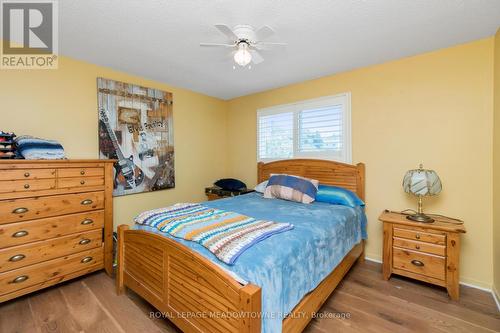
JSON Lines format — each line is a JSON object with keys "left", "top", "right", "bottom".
{"left": 15, "top": 135, "right": 65, "bottom": 160}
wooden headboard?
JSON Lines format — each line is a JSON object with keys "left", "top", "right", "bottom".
{"left": 257, "top": 159, "right": 365, "bottom": 201}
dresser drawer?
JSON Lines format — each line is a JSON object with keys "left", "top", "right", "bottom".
{"left": 0, "top": 230, "right": 102, "bottom": 272}
{"left": 0, "top": 178, "right": 56, "bottom": 194}
{"left": 393, "top": 247, "right": 445, "bottom": 280}
{"left": 0, "top": 210, "right": 104, "bottom": 248}
{"left": 393, "top": 227, "right": 446, "bottom": 245}
{"left": 0, "top": 191, "right": 104, "bottom": 224}
{"left": 58, "top": 167, "right": 104, "bottom": 178}
{"left": 0, "top": 248, "right": 103, "bottom": 296}
{"left": 393, "top": 237, "right": 445, "bottom": 256}
{"left": 0, "top": 168, "right": 56, "bottom": 181}
{"left": 57, "top": 176, "right": 104, "bottom": 189}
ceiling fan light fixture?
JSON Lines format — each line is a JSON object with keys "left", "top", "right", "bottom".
{"left": 233, "top": 42, "right": 252, "bottom": 66}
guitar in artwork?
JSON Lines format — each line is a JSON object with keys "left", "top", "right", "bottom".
{"left": 99, "top": 108, "right": 144, "bottom": 190}
{"left": 150, "top": 154, "right": 173, "bottom": 191}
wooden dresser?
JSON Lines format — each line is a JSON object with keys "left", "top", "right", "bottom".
{"left": 379, "top": 211, "right": 466, "bottom": 300}
{"left": 0, "top": 159, "right": 115, "bottom": 302}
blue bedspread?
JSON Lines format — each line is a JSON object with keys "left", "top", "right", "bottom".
{"left": 135, "top": 192, "right": 367, "bottom": 332}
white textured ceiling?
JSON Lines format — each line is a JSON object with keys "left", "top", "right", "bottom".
{"left": 60, "top": 1, "right": 500, "bottom": 100}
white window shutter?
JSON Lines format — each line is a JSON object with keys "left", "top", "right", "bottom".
{"left": 257, "top": 93, "right": 351, "bottom": 163}
{"left": 257, "top": 111, "right": 294, "bottom": 160}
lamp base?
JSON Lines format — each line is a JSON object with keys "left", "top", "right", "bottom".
{"left": 406, "top": 213, "right": 435, "bottom": 223}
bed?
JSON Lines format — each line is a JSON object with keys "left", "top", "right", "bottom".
{"left": 116, "top": 159, "right": 366, "bottom": 333}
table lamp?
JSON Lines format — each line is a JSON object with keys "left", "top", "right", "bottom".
{"left": 402, "top": 164, "right": 442, "bottom": 223}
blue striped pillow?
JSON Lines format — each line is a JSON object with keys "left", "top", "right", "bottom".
{"left": 264, "top": 174, "right": 319, "bottom": 204}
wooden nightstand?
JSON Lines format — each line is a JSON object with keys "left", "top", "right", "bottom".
{"left": 379, "top": 210, "right": 466, "bottom": 300}
{"left": 205, "top": 187, "right": 255, "bottom": 201}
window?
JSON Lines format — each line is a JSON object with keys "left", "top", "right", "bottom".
{"left": 257, "top": 93, "right": 351, "bottom": 162}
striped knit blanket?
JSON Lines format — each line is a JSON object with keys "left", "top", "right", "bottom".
{"left": 15, "top": 135, "right": 65, "bottom": 160}
{"left": 134, "top": 203, "right": 294, "bottom": 265}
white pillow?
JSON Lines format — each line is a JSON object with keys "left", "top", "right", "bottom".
{"left": 254, "top": 180, "right": 268, "bottom": 193}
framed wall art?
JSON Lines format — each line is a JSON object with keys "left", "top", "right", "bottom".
{"left": 97, "top": 78, "right": 174, "bottom": 196}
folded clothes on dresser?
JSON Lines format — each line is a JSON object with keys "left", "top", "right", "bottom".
{"left": 0, "top": 130, "right": 16, "bottom": 159}
{"left": 15, "top": 135, "right": 66, "bottom": 159}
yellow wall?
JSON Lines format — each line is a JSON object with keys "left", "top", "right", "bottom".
{"left": 0, "top": 56, "right": 228, "bottom": 228}
{"left": 493, "top": 29, "right": 500, "bottom": 298}
{"left": 227, "top": 38, "right": 494, "bottom": 288}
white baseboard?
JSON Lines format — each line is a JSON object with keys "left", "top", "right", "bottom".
{"left": 493, "top": 285, "right": 500, "bottom": 312}
{"left": 365, "top": 256, "right": 382, "bottom": 264}
{"left": 459, "top": 281, "right": 491, "bottom": 292}
{"left": 364, "top": 256, "right": 499, "bottom": 312}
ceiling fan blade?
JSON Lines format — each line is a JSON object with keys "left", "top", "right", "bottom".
{"left": 250, "top": 49, "right": 264, "bottom": 64}
{"left": 200, "top": 42, "right": 235, "bottom": 48}
{"left": 256, "top": 42, "right": 287, "bottom": 46}
{"left": 253, "top": 41, "right": 287, "bottom": 50}
{"left": 214, "top": 24, "right": 238, "bottom": 40}
{"left": 255, "top": 25, "right": 274, "bottom": 41}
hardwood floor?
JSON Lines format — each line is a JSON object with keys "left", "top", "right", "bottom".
{"left": 1, "top": 260, "right": 498, "bottom": 333}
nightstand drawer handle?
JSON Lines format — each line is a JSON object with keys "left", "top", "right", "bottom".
{"left": 80, "top": 170, "right": 85, "bottom": 175}
{"left": 81, "top": 256, "right": 93, "bottom": 263}
{"left": 415, "top": 245, "right": 420, "bottom": 250}
{"left": 9, "top": 254, "right": 26, "bottom": 262}
{"left": 411, "top": 259, "right": 424, "bottom": 267}
{"left": 81, "top": 199, "right": 93, "bottom": 205}
{"left": 81, "top": 218, "right": 93, "bottom": 225}
{"left": 12, "top": 275, "right": 28, "bottom": 283}
{"left": 12, "top": 207, "right": 28, "bottom": 214}
{"left": 80, "top": 180, "right": 86, "bottom": 185}
{"left": 12, "top": 230, "right": 28, "bottom": 238}
{"left": 24, "top": 172, "right": 30, "bottom": 178}
{"left": 415, "top": 234, "right": 421, "bottom": 240}
{"left": 24, "top": 184, "right": 30, "bottom": 189}
{"left": 79, "top": 239, "right": 91, "bottom": 245}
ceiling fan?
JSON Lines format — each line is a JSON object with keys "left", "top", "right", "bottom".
{"left": 200, "top": 24, "right": 287, "bottom": 68}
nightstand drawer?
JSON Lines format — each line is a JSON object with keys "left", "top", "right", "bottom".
{"left": 393, "top": 247, "right": 445, "bottom": 280}
{"left": 393, "top": 227, "right": 446, "bottom": 245}
{"left": 393, "top": 237, "right": 445, "bottom": 256}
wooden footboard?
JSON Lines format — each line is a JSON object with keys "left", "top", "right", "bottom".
{"left": 116, "top": 225, "right": 261, "bottom": 333}
{"left": 116, "top": 225, "right": 364, "bottom": 333}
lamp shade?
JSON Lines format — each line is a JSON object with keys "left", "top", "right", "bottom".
{"left": 402, "top": 165, "right": 442, "bottom": 196}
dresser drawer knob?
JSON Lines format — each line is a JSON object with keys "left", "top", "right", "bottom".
{"left": 81, "top": 218, "right": 94, "bottom": 225}
{"left": 411, "top": 259, "right": 424, "bottom": 267}
{"left": 80, "top": 180, "right": 86, "bottom": 185}
{"left": 24, "top": 172, "right": 30, "bottom": 178}
{"left": 24, "top": 184, "right": 30, "bottom": 189}
{"left": 81, "top": 256, "right": 93, "bottom": 264}
{"left": 12, "top": 207, "right": 28, "bottom": 214}
{"left": 12, "top": 230, "right": 29, "bottom": 238}
{"left": 415, "top": 234, "right": 421, "bottom": 240}
{"left": 81, "top": 199, "right": 93, "bottom": 205}
{"left": 80, "top": 170, "right": 85, "bottom": 175}
{"left": 415, "top": 245, "right": 420, "bottom": 250}
{"left": 12, "top": 275, "right": 28, "bottom": 283}
{"left": 9, "top": 254, "right": 26, "bottom": 262}
{"left": 79, "top": 239, "right": 91, "bottom": 245}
